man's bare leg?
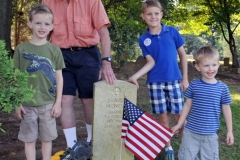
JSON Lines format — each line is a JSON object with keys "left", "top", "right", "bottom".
{"left": 61, "top": 95, "right": 77, "bottom": 148}
{"left": 81, "top": 98, "right": 93, "bottom": 142}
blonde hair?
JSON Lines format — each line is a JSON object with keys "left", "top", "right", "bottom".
{"left": 194, "top": 46, "right": 220, "bottom": 64}
{"left": 28, "top": 4, "right": 53, "bottom": 22}
{"left": 142, "top": 0, "right": 162, "bottom": 13}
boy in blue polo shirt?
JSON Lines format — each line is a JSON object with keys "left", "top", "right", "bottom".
{"left": 129, "top": 0, "right": 188, "bottom": 159}
{"left": 172, "top": 46, "right": 234, "bottom": 160}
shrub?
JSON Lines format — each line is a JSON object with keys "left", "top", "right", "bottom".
{"left": 0, "top": 40, "right": 36, "bottom": 131}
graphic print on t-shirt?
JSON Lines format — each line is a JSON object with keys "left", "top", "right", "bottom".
{"left": 21, "top": 52, "right": 56, "bottom": 97}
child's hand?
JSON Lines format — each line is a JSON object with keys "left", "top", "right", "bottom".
{"left": 226, "top": 131, "right": 234, "bottom": 146}
{"left": 51, "top": 103, "right": 61, "bottom": 118}
{"left": 181, "top": 78, "right": 189, "bottom": 92}
{"left": 128, "top": 76, "right": 139, "bottom": 88}
{"left": 171, "top": 124, "right": 181, "bottom": 134}
{"left": 16, "top": 106, "right": 26, "bottom": 120}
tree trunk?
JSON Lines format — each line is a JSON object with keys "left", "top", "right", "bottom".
{"left": 229, "top": 33, "right": 239, "bottom": 68}
{"left": 0, "top": 0, "right": 13, "bottom": 53}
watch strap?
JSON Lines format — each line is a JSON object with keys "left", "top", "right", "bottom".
{"left": 101, "top": 57, "right": 112, "bottom": 62}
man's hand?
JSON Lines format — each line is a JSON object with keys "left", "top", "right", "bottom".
{"left": 16, "top": 106, "right": 26, "bottom": 120}
{"left": 99, "top": 61, "right": 116, "bottom": 84}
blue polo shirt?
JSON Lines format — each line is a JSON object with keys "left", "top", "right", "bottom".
{"left": 139, "top": 23, "right": 185, "bottom": 83}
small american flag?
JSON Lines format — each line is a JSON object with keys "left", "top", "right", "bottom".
{"left": 121, "top": 98, "right": 173, "bottom": 160}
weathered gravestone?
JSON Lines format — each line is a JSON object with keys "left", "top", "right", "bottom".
{"left": 188, "top": 61, "right": 195, "bottom": 82}
{"left": 92, "top": 80, "right": 137, "bottom": 160}
{"left": 120, "top": 62, "right": 135, "bottom": 77}
{"left": 135, "top": 56, "right": 146, "bottom": 69}
{"left": 223, "top": 57, "right": 230, "bottom": 66}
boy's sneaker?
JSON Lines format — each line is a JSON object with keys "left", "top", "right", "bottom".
{"left": 60, "top": 147, "right": 72, "bottom": 160}
{"left": 164, "top": 150, "right": 175, "bottom": 160}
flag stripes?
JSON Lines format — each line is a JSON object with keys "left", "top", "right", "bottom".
{"left": 121, "top": 98, "right": 173, "bottom": 160}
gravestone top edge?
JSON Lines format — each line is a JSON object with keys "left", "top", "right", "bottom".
{"left": 94, "top": 80, "right": 137, "bottom": 89}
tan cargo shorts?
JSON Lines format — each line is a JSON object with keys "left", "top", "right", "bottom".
{"left": 18, "top": 104, "right": 58, "bottom": 142}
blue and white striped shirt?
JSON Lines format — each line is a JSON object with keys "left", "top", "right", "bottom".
{"left": 185, "top": 79, "right": 232, "bottom": 134}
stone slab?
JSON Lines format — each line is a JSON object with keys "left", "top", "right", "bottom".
{"left": 135, "top": 56, "right": 146, "bottom": 69}
{"left": 92, "top": 80, "right": 137, "bottom": 160}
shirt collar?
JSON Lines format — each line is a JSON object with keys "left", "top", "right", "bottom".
{"left": 145, "top": 23, "right": 169, "bottom": 36}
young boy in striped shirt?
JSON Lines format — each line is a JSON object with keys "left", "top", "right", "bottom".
{"left": 172, "top": 45, "right": 234, "bottom": 160}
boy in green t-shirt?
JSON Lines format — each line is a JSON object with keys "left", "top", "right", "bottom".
{"left": 13, "top": 4, "right": 65, "bottom": 160}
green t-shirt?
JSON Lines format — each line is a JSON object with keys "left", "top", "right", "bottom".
{"left": 13, "top": 42, "right": 65, "bottom": 106}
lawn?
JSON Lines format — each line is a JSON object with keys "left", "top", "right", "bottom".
{"left": 135, "top": 76, "right": 240, "bottom": 160}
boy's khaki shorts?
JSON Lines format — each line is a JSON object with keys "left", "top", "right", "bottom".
{"left": 18, "top": 104, "right": 58, "bottom": 142}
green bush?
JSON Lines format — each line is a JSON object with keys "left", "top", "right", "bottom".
{"left": 0, "top": 40, "right": 36, "bottom": 125}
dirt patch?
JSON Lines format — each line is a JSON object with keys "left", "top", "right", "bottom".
{"left": 0, "top": 67, "right": 239, "bottom": 160}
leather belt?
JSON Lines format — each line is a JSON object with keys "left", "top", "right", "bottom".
{"left": 61, "top": 46, "right": 95, "bottom": 51}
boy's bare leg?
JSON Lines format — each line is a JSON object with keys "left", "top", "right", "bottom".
{"left": 25, "top": 141, "right": 36, "bottom": 160}
{"left": 158, "top": 113, "right": 171, "bottom": 147}
{"left": 41, "top": 141, "right": 52, "bottom": 160}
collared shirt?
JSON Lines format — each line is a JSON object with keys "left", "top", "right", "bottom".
{"left": 139, "top": 23, "right": 185, "bottom": 82}
{"left": 42, "top": 0, "right": 110, "bottom": 48}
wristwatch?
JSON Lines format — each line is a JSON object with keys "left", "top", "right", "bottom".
{"left": 101, "top": 57, "right": 112, "bottom": 62}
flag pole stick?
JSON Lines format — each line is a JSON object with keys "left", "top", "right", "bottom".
{"left": 120, "top": 138, "right": 123, "bottom": 160}
{"left": 120, "top": 94, "right": 127, "bottom": 160}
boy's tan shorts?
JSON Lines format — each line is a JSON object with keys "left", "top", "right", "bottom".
{"left": 18, "top": 104, "right": 58, "bottom": 142}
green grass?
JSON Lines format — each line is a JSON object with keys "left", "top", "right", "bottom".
{"left": 137, "top": 84, "right": 240, "bottom": 160}
{"left": 218, "top": 85, "right": 240, "bottom": 160}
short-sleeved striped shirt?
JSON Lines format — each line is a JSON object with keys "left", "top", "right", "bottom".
{"left": 185, "top": 79, "right": 232, "bottom": 134}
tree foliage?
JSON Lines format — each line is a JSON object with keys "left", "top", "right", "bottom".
{"left": 12, "top": 0, "right": 41, "bottom": 49}
{"left": 0, "top": 40, "right": 36, "bottom": 114}
{"left": 0, "top": 0, "right": 13, "bottom": 53}
{"left": 169, "top": 0, "right": 240, "bottom": 67}
{"left": 103, "top": 0, "right": 144, "bottom": 67}
{"left": 2, "top": 0, "right": 240, "bottom": 67}
{"left": 104, "top": 0, "right": 181, "bottom": 67}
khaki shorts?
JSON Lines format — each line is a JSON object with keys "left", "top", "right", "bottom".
{"left": 178, "top": 129, "right": 219, "bottom": 160}
{"left": 18, "top": 104, "right": 58, "bottom": 142}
